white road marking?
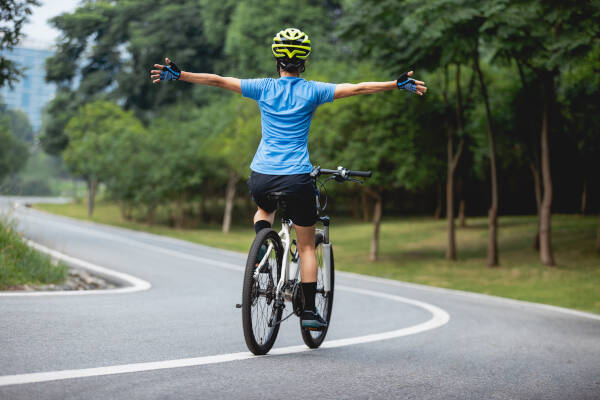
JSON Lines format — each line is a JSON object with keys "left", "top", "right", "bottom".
{"left": 0, "top": 285, "right": 449, "bottom": 387}
{"left": 2, "top": 204, "right": 598, "bottom": 387}
{"left": 337, "top": 271, "right": 600, "bottom": 322}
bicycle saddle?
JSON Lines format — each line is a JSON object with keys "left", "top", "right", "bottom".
{"left": 266, "top": 192, "right": 300, "bottom": 221}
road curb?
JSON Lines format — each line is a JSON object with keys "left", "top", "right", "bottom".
{"left": 0, "top": 240, "right": 152, "bottom": 297}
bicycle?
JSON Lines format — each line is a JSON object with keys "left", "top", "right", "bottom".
{"left": 239, "top": 165, "right": 371, "bottom": 355}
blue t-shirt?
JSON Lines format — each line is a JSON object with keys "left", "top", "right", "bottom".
{"left": 241, "top": 77, "right": 336, "bottom": 175}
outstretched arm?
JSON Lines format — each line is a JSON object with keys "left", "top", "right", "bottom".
{"left": 150, "top": 58, "right": 241, "bottom": 94}
{"left": 334, "top": 71, "right": 426, "bottom": 100}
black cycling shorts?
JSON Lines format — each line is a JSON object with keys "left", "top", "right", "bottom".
{"left": 247, "top": 171, "right": 317, "bottom": 227}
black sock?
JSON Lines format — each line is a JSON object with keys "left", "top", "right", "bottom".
{"left": 254, "top": 220, "right": 271, "bottom": 234}
{"left": 302, "top": 282, "right": 317, "bottom": 312}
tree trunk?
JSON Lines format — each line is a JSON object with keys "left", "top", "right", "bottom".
{"left": 446, "top": 159, "right": 456, "bottom": 260}
{"left": 146, "top": 206, "right": 156, "bottom": 226}
{"left": 434, "top": 181, "right": 442, "bottom": 219}
{"left": 119, "top": 201, "right": 127, "bottom": 220}
{"left": 474, "top": 52, "right": 499, "bottom": 267}
{"left": 530, "top": 161, "right": 542, "bottom": 250}
{"left": 175, "top": 192, "right": 187, "bottom": 229}
{"left": 446, "top": 132, "right": 463, "bottom": 261}
{"left": 361, "top": 189, "right": 371, "bottom": 222}
{"left": 87, "top": 177, "right": 97, "bottom": 217}
{"left": 596, "top": 219, "right": 600, "bottom": 252}
{"left": 580, "top": 179, "right": 587, "bottom": 215}
{"left": 457, "top": 177, "right": 466, "bottom": 227}
{"left": 539, "top": 79, "right": 555, "bottom": 266}
{"left": 369, "top": 191, "right": 383, "bottom": 262}
{"left": 458, "top": 200, "right": 466, "bottom": 228}
{"left": 444, "top": 65, "right": 466, "bottom": 261}
{"left": 222, "top": 170, "right": 239, "bottom": 233}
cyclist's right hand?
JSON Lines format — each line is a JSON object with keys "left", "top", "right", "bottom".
{"left": 150, "top": 58, "right": 181, "bottom": 83}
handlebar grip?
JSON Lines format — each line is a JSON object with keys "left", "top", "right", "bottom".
{"left": 319, "top": 168, "right": 338, "bottom": 175}
{"left": 348, "top": 170, "right": 372, "bottom": 178}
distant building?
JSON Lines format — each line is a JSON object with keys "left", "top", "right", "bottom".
{"left": 0, "top": 41, "right": 56, "bottom": 132}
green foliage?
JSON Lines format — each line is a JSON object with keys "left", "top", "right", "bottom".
{"left": 310, "top": 62, "right": 443, "bottom": 191}
{"left": 0, "top": 217, "right": 67, "bottom": 288}
{"left": 63, "top": 100, "right": 144, "bottom": 187}
{"left": 38, "top": 0, "right": 600, "bottom": 229}
{"left": 224, "top": 0, "right": 341, "bottom": 77}
{"left": 0, "top": 0, "right": 40, "bottom": 88}
{"left": 39, "top": 88, "right": 79, "bottom": 155}
{"left": 559, "top": 47, "right": 600, "bottom": 186}
{"left": 0, "top": 111, "right": 28, "bottom": 186}
{"left": 205, "top": 97, "right": 261, "bottom": 176}
{"left": 4, "top": 108, "right": 33, "bottom": 143}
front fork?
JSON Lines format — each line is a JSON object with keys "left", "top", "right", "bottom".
{"left": 319, "top": 216, "right": 332, "bottom": 293}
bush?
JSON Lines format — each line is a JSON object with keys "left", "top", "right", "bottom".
{"left": 0, "top": 217, "right": 67, "bottom": 288}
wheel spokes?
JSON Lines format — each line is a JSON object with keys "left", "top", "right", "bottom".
{"left": 250, "top": 239, "right": 279, "bottom": 345}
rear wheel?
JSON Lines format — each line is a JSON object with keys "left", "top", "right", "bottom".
{"left": 300, "top": 233, "right": 334, "bottom": 348}
{"left": 242, "top": 229, "right": 283, "bottom": 355}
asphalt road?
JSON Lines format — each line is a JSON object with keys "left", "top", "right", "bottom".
{"left": 1, "top": 197, "right": 599, "bottom": 399}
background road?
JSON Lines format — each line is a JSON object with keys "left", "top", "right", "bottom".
{"left": 1, "top": 198, "right": 599, "bottom": 399}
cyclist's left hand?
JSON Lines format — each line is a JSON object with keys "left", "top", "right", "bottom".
{"left": 397, "top": 71, "right": 427, "bottom": 96}
{"left": 150, "top": 58, "right": 181, "bottom": 83}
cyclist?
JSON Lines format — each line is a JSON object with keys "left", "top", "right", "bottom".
{"left": 150, "top": 28, "right": 427, "bottom": 330}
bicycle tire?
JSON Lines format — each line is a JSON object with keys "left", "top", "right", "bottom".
{"left": 242, "top": 228, "right": 283, "bottom": 355}
{"left": 300, "top": 232, "right": 334, "bottom": 348}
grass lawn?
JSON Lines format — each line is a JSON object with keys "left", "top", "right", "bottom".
{"left": 35, "top": 201, "right": 600, "bottom": 314}
{"left": 0, "top": 217, "right": 67, "bottom": 289}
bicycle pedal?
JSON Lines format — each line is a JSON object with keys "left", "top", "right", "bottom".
{"left": 235, "top": 303, "right": 242, "bottom": 309}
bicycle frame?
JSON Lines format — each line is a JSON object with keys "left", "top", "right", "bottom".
{"left": 253, "top": 217, "right": 331, "bottom": 301}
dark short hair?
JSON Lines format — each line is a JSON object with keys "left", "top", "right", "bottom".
{"left": 277, "top": 59, "right": 305, "bottom": 74}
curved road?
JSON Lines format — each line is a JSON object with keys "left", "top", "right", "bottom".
{"left": 1, "top": 198, "right": 599, "bottom": 399}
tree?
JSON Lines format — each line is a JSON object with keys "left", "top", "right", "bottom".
{"left": 0, "top": 112, "right": 28, "bottom": 186}
{"left": 63, "top": 101, "right": 144, "bottom": 216}
{"left": 0, "top": 0, "right": 40, "bottom": 88}
{"left": 482, "top": 0, "right": 600, "bottom": 265}
{"left": 224, "top": 0, "right": 341, "bottom": 77}
{"left": 559, "top": 48, "right": 600, "bottom": 216}
{"left": 42, "top": 0, "right": 232, "bottom": 154}
{"left": 204, "top": 97, "right": 260, "bottom": 233}
{"left": 341, "top": 0, "right": 483, "bottom": 261}
{"left": 39, "top": 89, "right": 78, "bottom": 155}
{"left": 310, "top": 62, "right": 439, "bottom": 261}
{"left": 4, "top": 108, "right": 33, "bottom": 143}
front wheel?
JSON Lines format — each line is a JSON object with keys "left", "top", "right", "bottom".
{"left": 242, "top": 229, "right": 283, "bottom": 355}
{"left": 300, "top": 232, "right": 334, "bottom": 348}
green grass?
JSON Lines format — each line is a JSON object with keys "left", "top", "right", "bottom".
{"left": 35, "top": 201, "right": 600, "bottom": 314}
{"left": 0, "top": 217, "right": 68, "bottom": 289}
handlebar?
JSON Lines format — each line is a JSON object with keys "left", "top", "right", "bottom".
{"left": 311, "top": 166, "right": 372, "bottom": 180}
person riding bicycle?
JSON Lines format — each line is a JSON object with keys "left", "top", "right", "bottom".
{"left": 150, "top": 28, "right": 427, "bottom": 330}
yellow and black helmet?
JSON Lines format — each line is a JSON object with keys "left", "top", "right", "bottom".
{"left": 272, "top": 28, "right": 311, "bottom": 61}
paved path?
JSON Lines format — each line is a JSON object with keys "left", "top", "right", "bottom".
{"left": 1, "top": 198, "right": 599, "bottom": 399}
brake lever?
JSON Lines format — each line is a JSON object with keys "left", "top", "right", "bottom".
{"left": 346, "top": 177, "right": 363, "bottom": 185}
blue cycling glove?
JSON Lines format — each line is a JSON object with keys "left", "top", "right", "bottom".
{"left": 397, "top": 72, "right": 417, "bottom": 93}
{"left": 160, "top": 60, "right": 181, "bottom": 81}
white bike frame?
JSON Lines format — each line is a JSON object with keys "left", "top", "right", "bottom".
{"left": 253, "top": 219, "right": 331, "bottom": 302}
